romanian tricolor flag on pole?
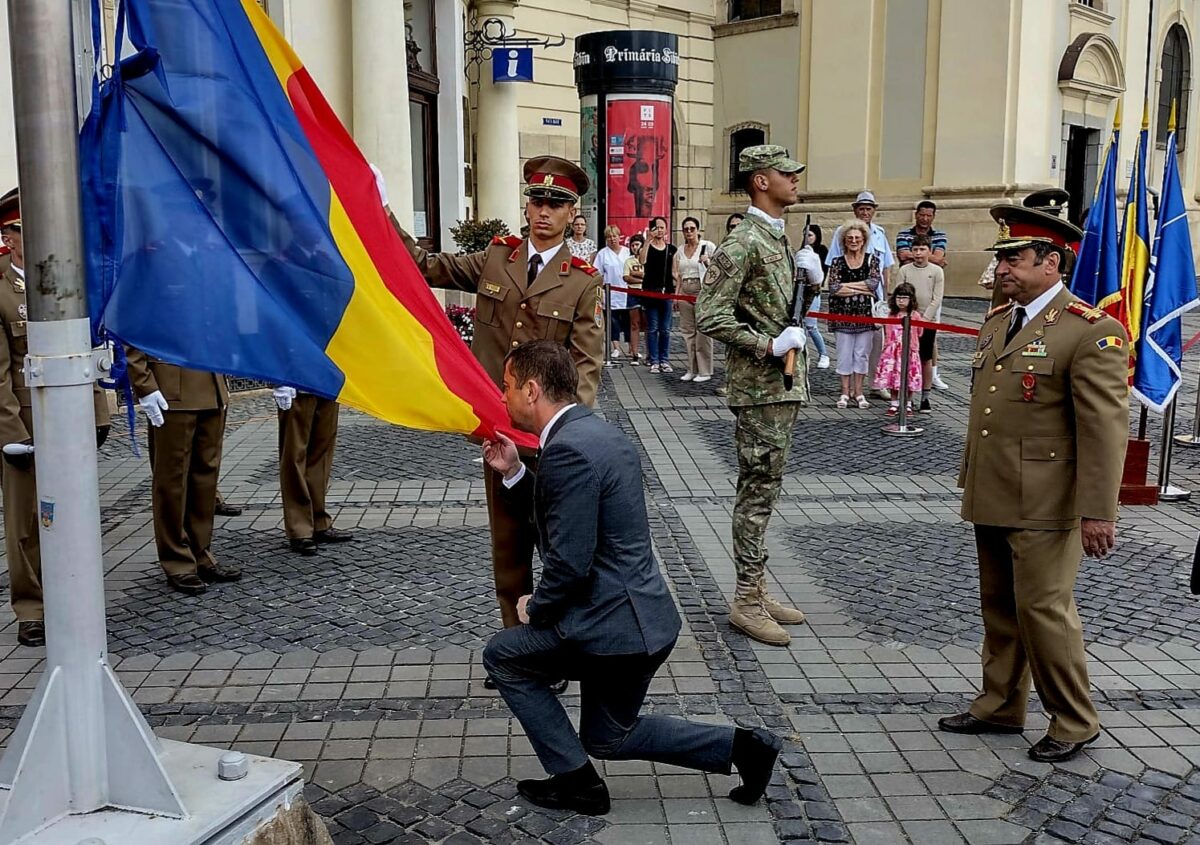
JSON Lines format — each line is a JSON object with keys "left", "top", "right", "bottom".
{"left": 82, "top": 0, "right": 534, "bottom": 446}
{"left": 1111, "top": 103, "right": 1152, "bottom": 380}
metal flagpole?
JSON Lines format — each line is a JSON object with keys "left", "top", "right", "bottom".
{"left": 1173, "top": 361, "right": 1200, "bottom": 446}
{"left": 603, "top": 282, "right": 615, "bottom": 368}
{"left": 1158, "top": 399, "right": 1190, "bottom": 501}
{"left": 0, "top": 2, "right": 310, "bottom": 841}
{"left": 881, "top": 312, "right": 923, "bottom": 438}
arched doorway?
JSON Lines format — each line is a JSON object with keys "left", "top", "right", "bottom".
{"left": 1158, "top": 23, "right": 1191, "bottom": 151}
{"left": 1058, "top": 32, "right": 1125, "bottom": 226}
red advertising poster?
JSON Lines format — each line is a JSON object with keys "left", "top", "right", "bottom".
{"left": 605, "top": 97, "right": 672, "bottom": 239}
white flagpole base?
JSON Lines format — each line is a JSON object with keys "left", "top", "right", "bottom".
{"left": 1159, "top": 484, "right": 1191, "bottom": 502}
{"left": 0, "top": 737, "right": 303, "bottom": 845}
{"left": 1173, "top": 433, "right": 1200, "bottom": 447}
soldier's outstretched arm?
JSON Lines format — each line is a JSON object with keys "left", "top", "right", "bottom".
{"left": 388, "top": 211, "right": 487, "bottom": 294}
{"left": 1070, "top": 320, "right": 1131, "bottom": 523}
{"left": 695, "top": 241, "right": 771, "bottom": 360}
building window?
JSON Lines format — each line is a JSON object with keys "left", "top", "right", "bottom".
{"left": 1159, "top": 24, "right": 1191, "bottom": 150}
{"left": 729, "top": 125, "right": 766, "bottom": 191}
{"left": 729, "top": 0, "right": 781, "bottom": 23}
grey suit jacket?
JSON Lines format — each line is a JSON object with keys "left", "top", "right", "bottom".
{"left": 510, "top": 405, "right": 681, "bottom": 656}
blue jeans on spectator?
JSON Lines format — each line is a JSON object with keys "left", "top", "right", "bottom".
{"left": 805, "top": 295, "right": 828, "bottom": 359}
{"left": 643, "top": 299, "right": 673, "bottom": 365}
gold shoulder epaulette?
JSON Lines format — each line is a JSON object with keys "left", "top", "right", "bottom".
{"left": 1065, "top": 300, "right": 1106, "bottom": 323}
{"left": 986, "top": 301, "right": 1014, "bottom": 320}
{"left": 569, "top": 256, "right": 599, "bottom": 277}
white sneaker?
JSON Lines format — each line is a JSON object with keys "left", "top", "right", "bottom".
{"left": 649, "top": 364, "right": 660, "bottom": 374}
{"left": 693, "top": 374, "right": 712, "bottom": 383}
{"left": 932, "top": 374, "right": 949, "bottom": 390}
{"left": 661, "top": 363, "right": 674, "bottom": 373}
{"left": 681, "top": 372, "right": 695, "bottom": 382}
{"left": 611, "top": 348, "right": 622, "bottom": 359}
{"left": 817, "top": 355, "right": 830, "bottom": 369}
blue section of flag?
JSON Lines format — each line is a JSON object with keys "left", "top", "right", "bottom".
{"left": 1070, "top": 128, "right": 1120, "bottom": 308}
{"left": 1131, "top": 127, "right": 1200, "bottom": 412}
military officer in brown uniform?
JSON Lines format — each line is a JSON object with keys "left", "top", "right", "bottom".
{"left": 272, "top": 385, "right": 352, "bottom": 555}
{"left": 393, "top": 157, "right": 603, "bottom": 647}
{"left": 941, "top": 205, "right": 1129, "bottom": 762}
{"left": 0, "top": 189, "right": 111, "bottom": 646}
{"left": 125, "top": 352, "right": 243, "bottom": 595}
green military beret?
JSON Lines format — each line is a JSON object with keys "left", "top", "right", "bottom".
{"left": 738, "top": 144, "right": 805, "bottom": 175}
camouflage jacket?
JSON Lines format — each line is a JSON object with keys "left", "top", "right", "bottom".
{"left": 695, "top": 214, "right": 807, "bottom": 406}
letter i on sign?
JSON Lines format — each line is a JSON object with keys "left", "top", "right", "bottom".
{"left": 507, "top": 50, "right": 520, "bottom": 78}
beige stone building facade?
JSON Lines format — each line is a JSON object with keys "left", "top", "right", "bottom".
{"left": 0, "top": 0, "right": 714, "bottom": 254}
{"left": 710, "top": 0, "right": 1200, "bottom": 295}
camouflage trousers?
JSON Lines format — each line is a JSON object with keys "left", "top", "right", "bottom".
{"left": 732, "top": 401, "right": 800, "bottom": 597}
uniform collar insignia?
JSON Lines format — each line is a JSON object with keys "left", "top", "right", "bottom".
{"left": 979, "top": 333, "right": 994, "bottom": 351}
{"left": 1043, "top": 307, "right": 1060, "bottom": 327}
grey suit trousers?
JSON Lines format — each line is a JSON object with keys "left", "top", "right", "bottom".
{"left": 483, "top": 624, "right": 735, "bottom": 775}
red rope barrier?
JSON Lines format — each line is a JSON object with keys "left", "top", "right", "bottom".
{"left": 608, "top": 285, "right": 698, "bottom": 303}
{"left": 1184, "top": 327, "right": 1200, "bottom": 354}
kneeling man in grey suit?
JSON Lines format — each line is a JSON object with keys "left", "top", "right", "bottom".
{"left": 482, "top": 340, "right": 782, "bottom": 816}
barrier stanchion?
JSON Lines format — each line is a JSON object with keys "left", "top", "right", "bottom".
{"left": 881, "top": 311, "right": 924, "bottom": 438}
{"left": 1174, "top": 363, "right": 1200, "bottom": 447}
{"left": 602, "top": 283, "right": 615, "bottom": 369}
{"left": 1159, "top": 398, "right": 1191, "bottom": 501}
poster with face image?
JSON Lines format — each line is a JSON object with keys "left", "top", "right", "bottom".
{"left": 605, "top": 96, "right": 672, "bottom": 240}
{"left": 579, "top": 100, "right": 600, "bottom": 241}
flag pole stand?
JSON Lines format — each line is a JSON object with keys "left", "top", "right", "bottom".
{"left": 602, "top": 283, "right": 615, "bottom": 368}
{"left": 882, "top": 313, "right": 923, "bottom": 438}
{"left": 1173, "top": 365, "right": 1200, "bottom": 446}
{"left": 0, "top": 2, "right": 319, "bottom": 843}
{"left": 1158, "top": 400, "right": 1191, "bottom": 501}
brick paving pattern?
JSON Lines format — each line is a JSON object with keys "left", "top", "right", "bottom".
{"left": 0, "top": 298, "right": 1198, "bottom": 843}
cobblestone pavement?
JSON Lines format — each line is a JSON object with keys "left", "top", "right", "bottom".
{"left": 1, "top": 298, "right": 1200, "bottom": 844}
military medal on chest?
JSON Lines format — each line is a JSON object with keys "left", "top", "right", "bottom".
{"left": 1021, "top": 372, "right": 1036, "bottom": 402}
{"left": 17, "top": 303, "right": 26, "bottom": 320}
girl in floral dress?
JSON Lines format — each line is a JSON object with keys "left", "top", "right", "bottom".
{"left": 874, "top": 282, "right": 923, "bottom": 416}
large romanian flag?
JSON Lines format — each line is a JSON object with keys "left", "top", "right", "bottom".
{"left": 82, "top": 0, "right": 531, "bottom": 445}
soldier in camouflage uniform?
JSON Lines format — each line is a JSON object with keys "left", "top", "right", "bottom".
{"left": 696, "top": 146, "right": 825, "bottom": 646}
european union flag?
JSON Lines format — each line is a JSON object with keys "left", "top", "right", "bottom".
{"left": 1132, "top": 105, "right": 1199, "bottom": 413}
{"left": 1070, "top": 119, "right": 1120, "bottom": 308}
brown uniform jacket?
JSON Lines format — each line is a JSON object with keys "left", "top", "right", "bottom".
{"left": 958, "top": 285, "right": 1129, "bottom": 529}
{"left": 396, "top": 226, "right": 603, "bottom": 407}
{"left": 0, "top": 265, "right": 110, "bottom": 444}
{"left": 124, "top": 348, "right": 229, "bottom": 411}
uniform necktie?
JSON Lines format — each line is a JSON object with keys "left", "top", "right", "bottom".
{"left": 528, "top": 253, "right": 543, "bottom": 286}
{"left": 1005, "top": 306, "right": 1026, "bottom": 347}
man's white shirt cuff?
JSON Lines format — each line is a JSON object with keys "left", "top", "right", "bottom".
{"left": 502, "top": 463, "right": 527, "bottom": 489}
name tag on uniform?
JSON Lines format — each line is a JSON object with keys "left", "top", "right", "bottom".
{"left": 483, "top": 282, "right": 502, "bottom": 295}
{"left": 1022, "top": 340, "right": 1048, "bottom": 357}
{"left": 762, "top": 252, "right": 783, "bottom": 265}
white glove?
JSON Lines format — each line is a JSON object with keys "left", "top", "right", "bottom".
{"left": 368, "top": 162, "right": 389, "bottom": 208}
{"left": 771, "top": 326, "right": 807, "bottom": 357}
{"left": 138, "top": 390, "right": 168, "bottom": 427}
{"left": 273, "top": 386, "right": 297, "bottom": 411}
{"left": 795, "top": 245, "right": 824, "bottom": 283}
{"left": 2, "top": 443, "right": 33, "bottom": 456}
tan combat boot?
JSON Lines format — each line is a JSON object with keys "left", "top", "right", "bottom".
{"left": 730, "top": 590, "right": 790, "bottom": 646}
{"left": 760, "top": 585, "right": 806, "bottom": 625}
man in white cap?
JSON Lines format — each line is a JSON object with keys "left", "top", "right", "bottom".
{"left": 826, "top": 191, "right": 895, "bottom": 398}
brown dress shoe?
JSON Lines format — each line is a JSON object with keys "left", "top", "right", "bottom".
{"left": 1028, "top": 732, "right": 1099, "bottom": 762}
{"left": 198, "top": 562, "right": 243, "bottom": 583}
{"left": 313, "top": 527, "right": 354, "bottom": 544}
{"left": 17, "top": 620, "right": 45, "bottom": 647}
{"left": 166, "top": 573, "right": 207, "bottom": 596}
{"left": 937, "top": 713, "right": 1024, "bottom": 735}
{"left": 214, "top": 501, "right": 244, "bottom": 517}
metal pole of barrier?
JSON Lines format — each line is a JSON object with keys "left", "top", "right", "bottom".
{"left": 1159, "top": 398, "right": 1191, "bottom": 501}
{"left": 1174, "top": 360, "right": 1200, "bottom": 446}
{"left": 603, "top": 283, "right": 615, "bottom": 368}
{"left": 882, "top": 313, "right": 924, "bottom": 438}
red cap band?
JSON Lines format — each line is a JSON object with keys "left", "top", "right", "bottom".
{"left": 528, "top": 172, "right": 579, "bottom": 195}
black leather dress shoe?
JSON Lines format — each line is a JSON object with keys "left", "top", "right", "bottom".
{"left": 198, "top": 562, "right": 243, "bottom": 583}
{"left": 166, "top": 573, "right": 207, "bottom": 596}
{"left": 937, "top": 713, "right": 1025, "bottom": 735}
{"left": 1028, "top": 732, "right": 1099, "bottom": 763}
{"left": 518, "top": 771, "right": 610, "bottom": 816}
{"left": 313, "top": 527, "right": 354, "bottom": 544}
{"left": 214, "top": 502, "right": 244, "bottom": 517}
{"left": 729, "top": 727, "right": 782, "bottom": 805}
{"left": 290, "top": 537, "right": 318, "bottom": 556}
{"left": 17, "top": 620, "right": 45, "bottom": 647}
{"left": 483, "top": 676, "right": 498, "bottom": 690}
{"left": 550, "top": 679, "right": 569, "bottom": 695}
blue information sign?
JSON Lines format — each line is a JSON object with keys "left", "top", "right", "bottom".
{"left": 493, "top": 48, "right": 534, "bottom": 83}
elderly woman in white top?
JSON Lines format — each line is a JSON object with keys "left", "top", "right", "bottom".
{"left": 592, "top": 225, "right": 632, "bottom": 359}
{"left": 673, "top": 216, "right": 716, "bottom": 382}
{"left": 567, "top": 214, "right": 597, "bottom": 262}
